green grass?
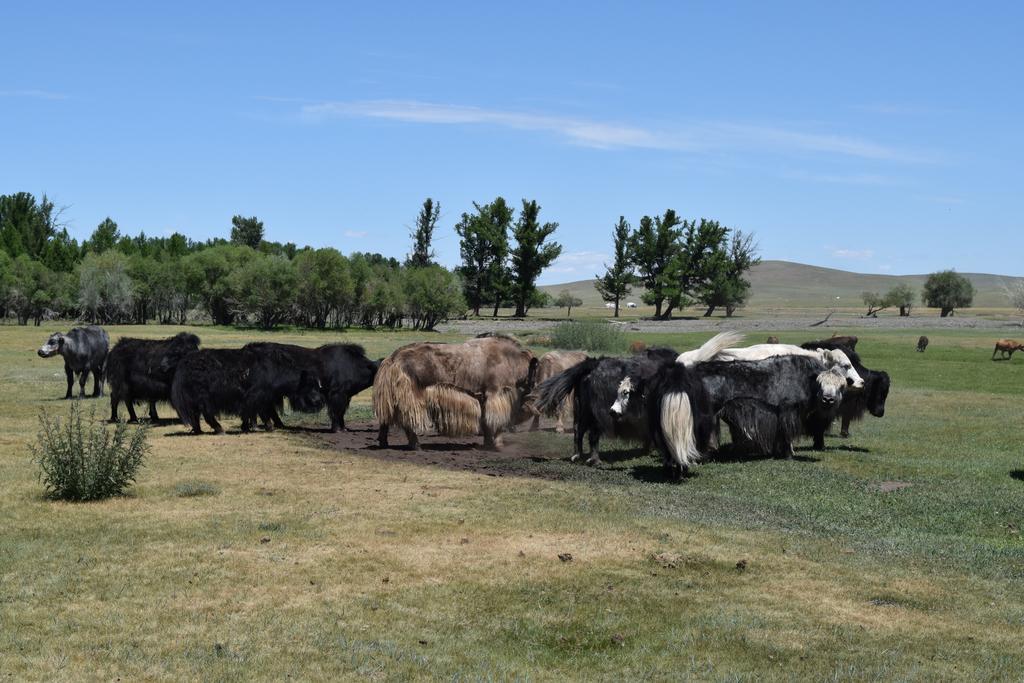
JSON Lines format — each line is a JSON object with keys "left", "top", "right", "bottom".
{"left": 1, "top": 323, "right": 1022, "bottom": 680}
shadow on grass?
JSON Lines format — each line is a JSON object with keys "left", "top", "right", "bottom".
{"left": 1010, "top": 470, "right": 1024, "bottom": 482}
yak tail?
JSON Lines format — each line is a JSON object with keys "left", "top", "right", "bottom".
{"left": 170, "top": 373, "right": 196, "bottom": 428}
{"left": 423, "top": 385, "right": 481, "bottom": 436}
{"left": 659, "top": 391, "right": 702, "bottom": 470}
{"left": 675, "top": 330, "right": 745, "bottom": 367}
{"left": 535, "top": 358, "right": 599, "bottom": 416}
{"left": 372, "top": 357, "right": 430, "bottom": 434}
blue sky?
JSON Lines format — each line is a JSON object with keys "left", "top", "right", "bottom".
{"left": 2, "top": 2, "right": 1022, "bottom": 283}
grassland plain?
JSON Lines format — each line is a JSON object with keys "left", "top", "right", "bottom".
{"left": 1, "top": 324, "right": 1023, "bottom": 681}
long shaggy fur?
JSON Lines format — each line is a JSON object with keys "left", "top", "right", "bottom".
{"left": 675, "top": 331, "right": 746, "bottom": 366}
{"left": 531, "top": 350, "right": 588, "bottom": 431}
{"left": 107, "top": 332, "right": 200, "bottom": 422}
{"left": 659, "top": 392, "right": 702, "bottom": 471}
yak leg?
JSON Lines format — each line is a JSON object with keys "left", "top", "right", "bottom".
{"left": 125, "top": 397, "right": 140, "bottom": 423}
{"left": 203, "top": 411, "right": 224, "bottom": 434}
{"left": 992, "top": 347, "right": 999, "bottom": 360}
{"left": 109, "top": 393, "right": 120, "bottom": 422}
{"left": 64, "top": 364, "right": 74, "bottom": 399}
{"left": 529, "top": 413, "right": 541, "bottom": 432}
{"left": 555, "top": 401, "right": 570, "bottom": 433}
{"left": 840, "top": 415, "right": 852, "bottom": 438}
{"left": 571, "top": 422, "right": 585, "bottom": 462}
{"left": 148, "top": 401, "right": 159, "bottom": 421}
{"left": 91, "top": 366, "right": 103, "bottom": 397}
{"left": 378, "top": 423, "right": 390, "bottom": 448}
{"left": 188, "top": 413, "right": 203, "bottom": 435}
{"left": 78, "top": 368, "right": 90, "bottom": 399}
{"left": 479, "top": 398, "right": 499, "bottom": 451}
{"left": 403, "top": 427, "right": 419, "bottom": 451}
{"left": 585, "top": 431, "right": 602, "bottom": 466}
{"left": 330, "top": 395, "right": 351, "bottom": 432}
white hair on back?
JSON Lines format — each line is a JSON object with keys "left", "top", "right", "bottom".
{"left": 675, "top": 331, "right": 746, "bottom": 366}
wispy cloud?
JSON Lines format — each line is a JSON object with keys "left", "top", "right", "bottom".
{"left": 783, "top": 170, "right": 901, "bottom": 186}
{"left": 0, "top": 89, "right": 68, "bottom": 100}
{"left": 828, "top": 247, "right": 874, "bottom": 260}
{"left": 298, "top": 99, "right": 926, "bottom": 162}
{"left": 343, "top": 230, "right": 367, "bottom": 238}
{"left": 546, "top": 250, "right": 610, "bottom": 275}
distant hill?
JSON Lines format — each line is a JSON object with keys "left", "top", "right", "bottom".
{"left": 540, "top": 260, "right": 1023, "bottom": 312}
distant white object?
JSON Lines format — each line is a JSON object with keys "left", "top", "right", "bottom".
{"left": 604, "top": 302, "right": 615, "bottom": 309}
{"left": 626, "top": 302, "right": 638, "bottom": 308}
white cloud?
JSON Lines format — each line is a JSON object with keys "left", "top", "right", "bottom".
{"left": 545, "top": 250, "right": 609, "bottom": 275}
{"left": 343, "top": 230, "right": 368, "bottom": 238}
{"left": 298, "top": 99, "right": 925, "bottom": 162}
{"left": 0, "top": 89, "right": 68, "bottom": 100}
{"left": 828, "top": 248, "right": 874, "bottom": 260}
{"left": 783, "top": 170, "right": 900, "bottom": 186}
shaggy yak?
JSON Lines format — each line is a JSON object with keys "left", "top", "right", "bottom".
{"left": 613, "top": 355, "right": 849, "bottom": 478}
{"left": 534, "top": 347, "right": 678, "bottom": 466}
{"left": 37, "top": 325, "right": 109, "bottom": 399}
{"left": 242, "top": 342, "right": 379, "bottom": 431}
{"left": 530, "top": 350, "right": 588, "bottom": 433}
{"left": 373, "top": 334, "right": 539, "bottom": 450}
{"left": 677, "top": 338, "right": 865, "bottom": 389}
{"left": 992, "top": 339, "right": 1024, "bottom": 361}
{"left": 106, "top": 332, "right": 201, "bottom": 422}
{"left": 800, "top": 339, "right": 890, "bottom": 441}
{"left": 169, "top": 347, "right": 325, "bottom": 434}
{"left": 917, "top": 335, "right": 929, "bottom": 352}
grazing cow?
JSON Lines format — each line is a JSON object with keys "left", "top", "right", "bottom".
{"left": 678, "top": 338, "right": 865, "bottom": 389}
{"left": 530, "top": 350, "right": 588, "bottom": 432}
{"left": 536, "top": 347, "right": 677, "bottom": 466}
{"left": 373, "top": 334, "right": 539, "bottom": 450}
{"left": 629, "top": 340, "right": 647, "bottom": 354}
{"left": 766, "top": 336, "right": 780, "bottom": 344}
{"left": 917, "top": 336, "right": 929, "bottom": 352}
{"left": 169, "top": 348, "right": 324, "bottom": 434}
{"left": 107, "top": 332, "right": 201, "bottom": 422}
{"left": 800, "top": 340, "right": 890, "bottom": 442}
{"left": 242, "top": 342, "right": 379, "bottom": 431}
{"left": 37, "top": 326, "right": 109, "bottom": 399}
{"left": 617, "top": 355, "right": 848, "bottom": 478}
{"left": 992, "top": 339, "right": 1024, "bottom": 361}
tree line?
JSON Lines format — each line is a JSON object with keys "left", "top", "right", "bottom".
{"left": 594, "top": 210, "right": 760, "bottom": 318}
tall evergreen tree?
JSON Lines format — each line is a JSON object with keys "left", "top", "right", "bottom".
{"left": 454, "top": 198, "right": 513, "bottom": 316}
{"left": 86, "top": 218, "right": 120, "bottom": 254}
{"left": 594, "top": 216, "right": 635, "bottom": 317}
{"left": 230, "top": 215, "right": 264, "bottom": 249}
{"left": 407, "top": 198, "right": 440, "bottom": 268}
{"left": 632, "top": 209, "right": 682, "bottom": 318}
{"left": 509, "top": 199, "right": 561, "bottom": 317}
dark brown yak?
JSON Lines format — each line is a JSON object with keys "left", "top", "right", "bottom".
{"left": 374, "top": 335, "right": 539, "bottom": 450}
{"left": 530, "top": 350, "right": 588, "bottom": 432}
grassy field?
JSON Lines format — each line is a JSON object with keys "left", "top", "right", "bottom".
{"left": 2, "top": 323, "right": 1023, "bottom": 680}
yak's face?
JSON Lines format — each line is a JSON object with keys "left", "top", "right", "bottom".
{"left": 38, "top": 333, "right": 64, "bottom": 358}
{"left": 822, "top": 349, "right": 865, "bottom": 389}
{"left": 610, "top": 375, "right": 636, "bottom": 417}
{"left": 868, "top": 372, "right": 890, "bottom": 417}
{"left": 289, "top": 371, "right": 326, "bottom": 413}
{"left": 816, "top": 366, "right": 847, "bottom": 406}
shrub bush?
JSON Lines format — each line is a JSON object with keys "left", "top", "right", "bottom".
{"left": 549, "top": 320, "right": 627, "bottom": 352}
{"left": 31, "top": 403, "right": 148, "bottom": 501}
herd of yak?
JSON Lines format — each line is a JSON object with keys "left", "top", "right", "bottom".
{"left": 35, "top": 324, "right": 907, "bottom": 480}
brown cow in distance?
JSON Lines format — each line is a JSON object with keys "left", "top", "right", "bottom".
{"left": 992, "top": 339, "right": 1024, "bottom": 361}
{"left": 373, "top": 334, "right": 539, "bottom": 450}
{"left": 765, "top": 336, "right": 780, "bottom": 344}
{"left": 629, "top": 340, "right": 647, "bottom": 354}
{"left": 530, "top": 350, "right": 587, "bottom": 432}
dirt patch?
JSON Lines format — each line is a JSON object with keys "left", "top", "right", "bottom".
{"left": 317, "top": 421, "right": 577, "bottom": 481}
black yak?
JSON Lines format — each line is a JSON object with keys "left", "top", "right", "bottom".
{"left": 916, "top": 335, "right": 929, "bottom": 352}
{"left": 614, "top": 355, "right": 849, "bottom": 478}
{"left": 37, "top": 326, "right": 109, "bottom": 399}
{"left": 169, "top": 347, "right": 324, "bottom": 434}
{"left": 373, "top": 335, "right": 539, "bottom": 450}
{"left": 106, "top": 332, "right": 201, "bottom": 422}
{"left": 801, "top": 339, "right": 890, "bottom": 442}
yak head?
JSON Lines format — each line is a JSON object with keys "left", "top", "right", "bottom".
{"left": 815, "top": 366, "right": 848, "bottom": 406}
{"left": 38, "top": 332, "right": 65, "bottom": 358}
{"left": 867, "top": 371, "right": 891, "bottom": 417}
{"left": 512, "top": 357, "right": 542, "bottom": 424}
{"left": 821, "top": 349, "right": 864, "bottom": 389}
{"left": 288, "top": 370, "right": 327, "bottom": 413}
{"left": 610, "top": 374, "right": 642, "bottom": 418}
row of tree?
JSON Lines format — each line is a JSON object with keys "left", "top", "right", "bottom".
{"left": 862, "top": 270, "right": 977, "bottom": 318}
{"left": 594, "top": 210, "right": 760, "bottom": 317}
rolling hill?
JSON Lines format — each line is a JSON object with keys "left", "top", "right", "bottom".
{"left": 540, "top": 260, "right": 1023, "bottom": 312}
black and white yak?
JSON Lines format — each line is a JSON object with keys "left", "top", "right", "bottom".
{"left": 533, "top": 332, "right": 741, "bottom": 466}
{"left": 612, "top": 355, "right": 849, "bottom": 478}
{"left": 800, "top": 339, "right": 890, "bottom": 442}
{"left": 37, "top": 326, "right": 109, "bottom": 399}
{"left": 106, "top": 332, "right": 201, "bottom": 422}
{"left": 676, "top": 341, "right": 865, "bottom": 389}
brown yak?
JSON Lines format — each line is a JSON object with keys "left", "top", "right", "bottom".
{"left": 373, "top": 334, "right": 539, "bottom": 450}
{"left": 530, "top": 350, "right": 588, "bottom": 432}
{"left": 992, "top": 339, "right": 1024, "bottom": 361}
{"left": 628, "top": 340, "right": 647, "bottom": 354}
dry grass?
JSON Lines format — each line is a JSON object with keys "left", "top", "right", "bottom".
{"left": 1, "top": 323, "right": 1022, "bottom": 680}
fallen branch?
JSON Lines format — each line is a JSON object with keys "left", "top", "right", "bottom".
{"left": 809, "top": 310, "right": 835, "bottom": 328}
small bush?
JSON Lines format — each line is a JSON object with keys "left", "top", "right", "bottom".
{"left": 31, "top": 403, "right": 148, "bottom": 501}
{"left": 175, "top": 481, "right": 220, "bottom": 498}
{"left": 549, "top": 320, "right": 627, "bottom": 352}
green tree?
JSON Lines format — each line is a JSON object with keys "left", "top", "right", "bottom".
{"left": 862, "top": 291, "right": 889, "bottom": 317}
{"left": 0, "top": 192, "right": 61, "bottom": 259}
{"left": 698, "top": 230, "right": 759, "bottom": 317}
{"left": 594, "top": 217, "right": 635, "bottom": 318}
{"left": 86, "top": 218, "right": 120, "bottom": 254}
{"left": 554, "top": 289, "right": 582, "bottom": 317}
{"left": 509, "top": 199, "right": 561, "bottom": 317}
{"left": 632, "top": 210, "right": 682, "bottom": 318}
{"left": 230, "top": 215, "right": 264, "bottom": 249}
{"left": 886, "top": 283, "right": 916, "bottom": 317}
{"left": 183, "top": 244, "right": 253, "bottom": 325}
{"left": 229, "top": 254, "right": 296, "bottom": 329}
{"left": 8, "top": 255, "right": 59, "bottom": 325}
{"left": 671, "top": 219, "right": 730, "bottom": 318}
{"left": 407, "top": 198, "right": 440, "bottom": 268}
{"left": 78, "top": 251, "right": 134, "bottom": 323}
{"left": 293, "top": 248, "right": 353, "bottom": 328}
{"left": 454, "top": 198, "right": 513, "bottom": 316}
{"left": 403, "top": 265, "right": 465, "bottom": 330}
{"left": 922, "top": 270, "right": 974, "bottom": 317}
